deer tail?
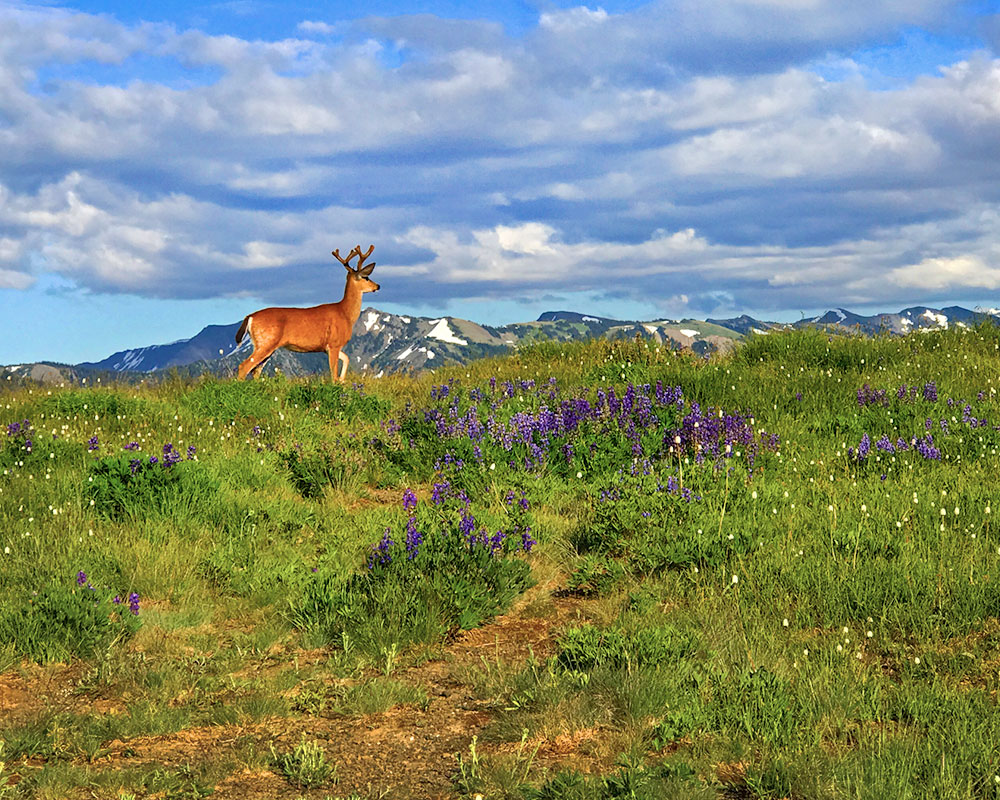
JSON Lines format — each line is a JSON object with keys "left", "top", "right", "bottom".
{"left": 236, "top": 315, "right": 251, "bottom": 344}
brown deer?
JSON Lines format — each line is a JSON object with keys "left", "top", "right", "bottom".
{"left": 235, "top": 244, "right": 380, "bottom": 382}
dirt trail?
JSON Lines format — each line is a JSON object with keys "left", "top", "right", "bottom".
{"left": 2, "top": 590, "right": 580, "bottom": 800}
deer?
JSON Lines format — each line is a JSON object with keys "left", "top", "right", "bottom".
{"left": 235, "top": 244, "right": 380, "bottom": 382}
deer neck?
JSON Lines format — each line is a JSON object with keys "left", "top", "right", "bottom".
{"left": 339, "top": 276, "right": 364, "bottom": 325}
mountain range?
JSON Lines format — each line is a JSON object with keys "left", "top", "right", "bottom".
{"left": 4, "top": 305, "right": 999, "bottom": 384}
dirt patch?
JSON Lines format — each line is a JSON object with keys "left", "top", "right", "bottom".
{"left": 0, "top": 662, "right": 84, "bottom": 725}
{"left": 2, "top": 590, "right": 584, "bottom": 799}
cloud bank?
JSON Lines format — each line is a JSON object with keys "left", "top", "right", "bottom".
{"left": 1, "top": 0, "right": 999, "bottom": 321}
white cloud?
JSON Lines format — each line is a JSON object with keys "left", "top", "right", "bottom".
{"left": 0, "top": 0, "right": 997, "bottom": 328}
{"left": 887, "top": 255, "right": 1000, "bottom": 290}
{"left": 297, "top": 20, "right": 338, "bottom": 36}
{"left": 539, "top": 6, "right": 610, "bottom": 33}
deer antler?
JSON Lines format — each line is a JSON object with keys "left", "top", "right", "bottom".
{"left": 354, "top": 244, "right": 375, "bottom": 270}
{"left": 331, "top": 245, "right": 362, "bottom": 270}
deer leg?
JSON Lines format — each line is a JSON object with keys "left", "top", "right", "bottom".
{"left": 250, "top": 354, "right": 272, "bottom": 379}
{"left": 327, "top": 347, "right": 345, "bottom": 382}
{"left": 240, "top": 345, "right": 277, "bottom": 380}
{"left": 339, "top": 351, "right": 350, "bottom": 382}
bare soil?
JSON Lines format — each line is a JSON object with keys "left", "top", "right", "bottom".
{"left": 1, "top": 588, "right": 588, "bottom": 800}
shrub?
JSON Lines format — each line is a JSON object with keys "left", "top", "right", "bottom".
{"left": 0, "top": 571, "right": 141, "bottom": 662}
{"left": 292, "top": 486, "right": 534, "bottom": 653}
{"left": 86, "top": 444, "right": 216, "bottom": 520}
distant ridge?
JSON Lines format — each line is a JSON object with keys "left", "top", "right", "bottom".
{"left": 3, "top": 304, "right": 998, "bottom": 384}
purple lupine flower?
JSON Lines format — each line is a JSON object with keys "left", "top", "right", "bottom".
{"left": 923, "top": 382, "right": 938, "bottom": 402}
{"left": 459, "top": 508, "right": 476, "bottom": 541}
{"left": 162, "top": 443, "right": 182, "bottom": 467}
{"left": 915, "top": 435, "right": 941, "bottom": 460}
{"left": 129, "top": 458, "right": 142, "bottom": 475}
{"left": 128, "top": 592, "right": 140, "bottom": 616}
{"left": 402, "top": 488, "right": 418, "bottom": 511}
{"left": 148, "top": 455, "right": 158, "bottom": 466}
{"left": 186, "top": 445, "right": 197, "bottom": 460}
{"left": 404, "top": 516, "right": 423, "bottom": 560}
{"left": 87, "top": 436, "right": 99, "bottom": 452}
{"left": 367, "top": 528, "right": 394, "bottom": 569}
{"left": 76, "top": 570, "right": 88, "bottom": 586}
{"left": 124, "top": 441, "right": 140, "bottom": 451}
{"left": 857, "top": 433, "right": 871, "bottom": 460}
{"left": 431, "top": 481, "right": 450, "bottom": 506}
{"left": 520, "top": 527, "right": 536, "bottom": 552}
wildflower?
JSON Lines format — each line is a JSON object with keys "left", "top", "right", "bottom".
{"left": 368, "top": 528, "right": 394, "bottom": 569}
{"left": 402, "top": 489, "right": 418, "bottom": 511}
{"left": 87, "top": 436, "right": 99, "bottom": 452}
{"left": 76, "top": 570, "right": 88, "bottom": 586}
{"left": 128, "top": 592, "right": 140, "bottom": 616}
{"left": 404, "top": 515, "right": 423, "bottom": 560}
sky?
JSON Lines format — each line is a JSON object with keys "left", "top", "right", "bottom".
{"left": 1, "top": 0, "right": 1000, "bottom": 364}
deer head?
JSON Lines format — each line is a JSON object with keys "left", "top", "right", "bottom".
{"left": 332, "top": 244, "right": 379, "bottom": 292}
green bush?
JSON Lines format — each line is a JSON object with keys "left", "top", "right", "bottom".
{"left": 86, "top": 445, "right": 217, "bottom": 520}
{"left": 0, "top": 571, "right": 142, "bottom": 662}
{"left": 292, "top": 487, "right": 534, "bottom": 653}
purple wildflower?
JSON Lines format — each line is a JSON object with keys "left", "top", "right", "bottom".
{"left": 402, "top": 488, "right": 418, "bottom": 511}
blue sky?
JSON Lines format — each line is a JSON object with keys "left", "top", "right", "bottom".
{"left": 2, "top": 0, "right": 1000, "bottom": 364}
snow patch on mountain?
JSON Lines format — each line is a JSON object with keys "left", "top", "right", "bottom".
{"left": 679, "top": 328, "right": 699, "bottom": 338}
{"left": 922, "top": 310, "right": 948, "bottom": 328}
{"left": 427, "top": 318, "right": 468, "bottom": 345}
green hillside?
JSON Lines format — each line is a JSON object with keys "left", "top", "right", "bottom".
{"left": 2, "top": 327, "right": 1000, "bottom": 798}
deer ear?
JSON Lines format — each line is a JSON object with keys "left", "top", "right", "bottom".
{"left": 360, "top": 263, "right": 375, "bottom": 277}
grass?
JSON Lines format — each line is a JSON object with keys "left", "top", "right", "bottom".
{"left": 2, "top": 326, "right": 1000, "bottom": 797}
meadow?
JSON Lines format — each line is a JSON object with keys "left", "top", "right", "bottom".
{"left": 2, "top": 326, "right": 1000, "bottom": 799}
